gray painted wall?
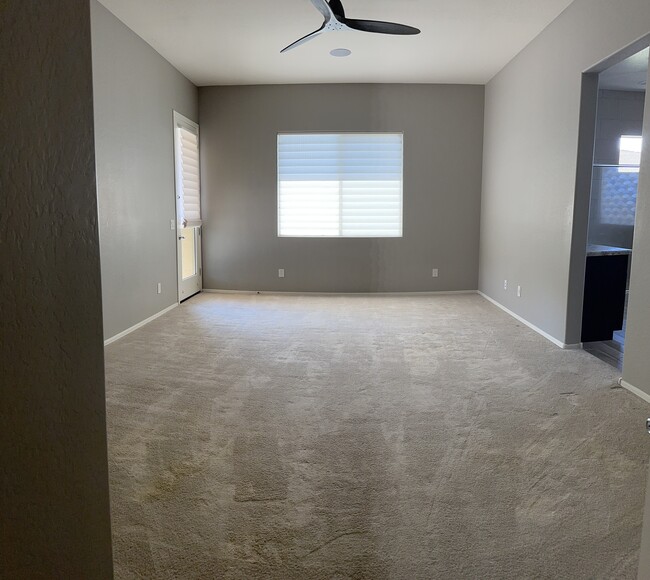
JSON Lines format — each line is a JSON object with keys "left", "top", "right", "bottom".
{"left": 199, "top": 84, "right": 484, "bottom": 293}
{"left": 479, "top": 0, "right": 650, "bottom": 345}
{"left": 91, "top": 1, "right": 198, "bottom": 340}
{"left": 0, "top": 1, "right": 113, "bottom": 576}
{"left": 624, "top": 84, "right": 650, "bottom": 398}
{"left": 627, "top": 68, "right": 650, "bottom": 580}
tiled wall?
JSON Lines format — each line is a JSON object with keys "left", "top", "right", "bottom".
{"left": 589, "top": 89, "right": 645, "bottom": 248}
{"left": 593, "top": 166, "right": 638, "bottom": 226}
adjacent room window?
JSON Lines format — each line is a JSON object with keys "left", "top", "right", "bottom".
{"left": 277, "top": 133, "right": 403, "bottom": 237}
{"left": 618, "top": 135, "right": 643, "bottom": 173}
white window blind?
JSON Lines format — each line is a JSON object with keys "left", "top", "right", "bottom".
{"left": 278, "top": 133, "right": 403, "bottom": 237}
{"left": 174, "top": 113, "right": 201, "bottom": 227}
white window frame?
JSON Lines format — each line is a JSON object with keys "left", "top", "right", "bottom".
{"left": 173, "top": 111, "right": 202, "bottom": 228}
{"left": 277, "top": 132, "right": 404, "bottom": 238}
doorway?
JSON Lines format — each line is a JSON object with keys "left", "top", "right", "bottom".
{"left": 173, "top": 111, "right": 203, "bottom": 302}
{"left": 567, "top": 42, "right": 648, "bottom": 368}
{"left": 581, "top": 48, "right": 648, "bottom": 369}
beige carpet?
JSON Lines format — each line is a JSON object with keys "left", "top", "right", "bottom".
{"left": 105, "top": 293, "right": 649, "bottom": 579}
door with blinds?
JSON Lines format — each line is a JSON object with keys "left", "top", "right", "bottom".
{"left": 173, "top": 112, "right": 202, "bottom": 302}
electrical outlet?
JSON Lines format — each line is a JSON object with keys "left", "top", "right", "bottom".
{"left": 157, "top": 283, "right": 162, "bottom": 294}
{"left": 517, "top": 285, "right": 522, "bottom": 298}
{"left": 170, "top": 219, "right": 175, "bottom": 230}
{"left": 504, "top": 280, "right": 508, "bottom": 290}
{"left": 278, "top": 269, "right": 285, "bottom": 278}
{"left": 432, "top": 268, "right": 439, "bottom": 278}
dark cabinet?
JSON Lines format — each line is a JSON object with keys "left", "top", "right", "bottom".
{"left": 581, "top": 253, "right": 629, "bottom": 343}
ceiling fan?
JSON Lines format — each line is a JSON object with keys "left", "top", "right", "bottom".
{"left": 281, "top": 0, "right": 421, "bottom": 53}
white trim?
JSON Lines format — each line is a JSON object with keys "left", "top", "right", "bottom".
{"left": 203, "top": 289, "right": 478, "bottom": 297}
{"left": 104, "top": 303, "right": 179, "bottom": 346}
{"left": 173, "top": 111, "right": 203, "bottom": 304}
{"left": 477, "top": 291, "right": 581, "bottom": 350}
{"left": 618, "top": 378, "right": 650, "bottom": 405}
{"left": 203, "top": 289, "right": 260, "bottom": 295}
{"left": 562, "top": 342, "right": 584, "bottom": 350}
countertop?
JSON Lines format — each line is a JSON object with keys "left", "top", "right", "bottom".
{"left": 586, "top": 244, "right": 632, "bottom": 257}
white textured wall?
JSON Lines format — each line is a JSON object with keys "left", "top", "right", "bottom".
{"left": 91, "top": 1, "right": 198, "bottom": 340}
{"left": 480, "top": 0, "right": 650, "bottom": 345}
{"left": 0, "top": 1, "right": 113, "bottom": 576}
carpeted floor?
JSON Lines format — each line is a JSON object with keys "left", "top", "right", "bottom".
{"left": 105, "top": 293, "right": 649, "bottom": 579}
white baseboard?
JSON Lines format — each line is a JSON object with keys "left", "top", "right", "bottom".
{"left": 203, "top": 289, "right": 478, "bottom": 297}
{"left": 203, "top": 289, "right": 259, "bottom": 295}
{"left": 562, "top": 342, "right": 584, "bottom": 350}
{"left": 477, "top": 291, "right": 580, "bottom": 350}
{"left": 618, "top": 378, "right": 650, "bottom": 405}
{"left": 104, "top": 303, "right": 179, "bottom": 346}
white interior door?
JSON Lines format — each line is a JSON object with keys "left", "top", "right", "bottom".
{"left": 173, "top": 112, "right": 203, "bottom": 302}
{"left": 178, "top": 226, "right": 202, "bottom": 301}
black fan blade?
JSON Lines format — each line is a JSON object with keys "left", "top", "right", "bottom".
{"left": 281, "top": 25, "right": 326, "bottom": 53}
{"left": 343, "top": 19, "right": 420, "bottom": 35}
{"left": 328, "top": 0, "right": 345, "bottom": 18}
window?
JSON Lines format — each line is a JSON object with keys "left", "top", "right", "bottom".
{"left": 278, "top": 133, "right": 403, "bottom": 237}
{"left": 618, "top": 135, "right": 642, "bottom": 173}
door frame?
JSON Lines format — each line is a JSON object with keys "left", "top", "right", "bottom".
{"left": 172, "top": 111, "right": 203, "bottom": 303}
{"left": 566, "top": 36, "right": 650, "bottom": 346}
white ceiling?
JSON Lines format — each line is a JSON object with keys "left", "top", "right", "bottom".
{"left": 98, "top": 0, "right": 576, "bottom": 87}
{"left": 599, "top": 47, "right": 649, "bottom": 92}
